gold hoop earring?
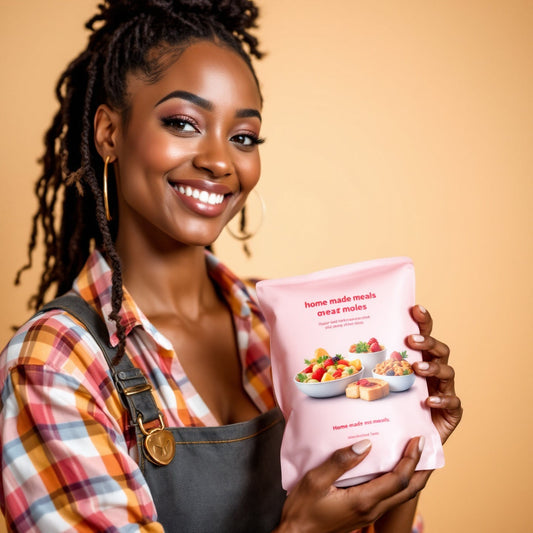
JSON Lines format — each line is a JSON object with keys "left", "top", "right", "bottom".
{"left": 103, "top": 156, "right": 112, "bottom": 221}
{"left": 226, "top": 188, "right": 266, "bottom": 241}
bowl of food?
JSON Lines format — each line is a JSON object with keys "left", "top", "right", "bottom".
{"left": 349, "top": 338, "right": 387, "bottom": 377}
{"left": 294, "top": 351, "right": 364, "bottom": 398}
{"left": 372, "top": 351, "right": 416, "bottom": 392}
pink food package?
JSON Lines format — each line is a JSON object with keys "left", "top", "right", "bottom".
{"left": 256, "top": 257, "right": 444, "bottom": 491}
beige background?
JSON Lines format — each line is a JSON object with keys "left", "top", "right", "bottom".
{"left": 1, "top": 1, "right": 532, "bottom": 531}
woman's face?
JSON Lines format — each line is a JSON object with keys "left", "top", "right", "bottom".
{"left": 111, "top": 41, "right": 263, "bottom": 251}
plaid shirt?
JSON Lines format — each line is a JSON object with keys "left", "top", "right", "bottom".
{"left": 0, "top": 250, "right": 275, "bottom": 532}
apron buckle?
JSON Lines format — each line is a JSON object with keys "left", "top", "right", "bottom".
{"left": 137, "top": 413, "right": 176, "bottom": 466}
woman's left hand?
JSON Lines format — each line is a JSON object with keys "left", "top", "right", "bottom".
{"left": 408, "top": 305, "right": 463, "bottom": 444}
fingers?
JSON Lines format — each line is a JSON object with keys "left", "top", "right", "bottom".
{"left": 410, "top": 306, "right": 450, "bottom": 363}
{"left": 407, "top": 305, "right": 462, "bottom": 445}
{"left": 414, "top": 354, "right": 459, "bottom": 405}
{"left": 425, "top": 393, "right": 462, "bottom": 411}
{"left": 413, "top": 359, "right": 454, "bottom": 383}
{"left": 414, "top": 360, "right": 461, "bottom": 408}
{"left": 279, "top": 438, "right": 427, "bottom": 532}
{"left": 356, "top": 436, "right": 424, "bottom": 506}
{"left": 408, "top": 331, "right": 450, "bottom": 363}
{"left": 378, "top": 469, "right": 433, "bottom": 512}
{"left": 301, "top": 439, "right": 372, "bottom": 492}
{"left": 412, "top": 354, "right": 463, "bottom": 443}
{"left": 410, "top": 305, "right": 433, "bottom": 337}
{"left": 418, "top": 363, "right": 460, "bottom": 407}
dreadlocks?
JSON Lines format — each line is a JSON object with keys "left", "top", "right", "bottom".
{"left": 16, "top": 0, "right": 263, "bottom": 361}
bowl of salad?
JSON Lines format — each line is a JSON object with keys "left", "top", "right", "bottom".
{"left": 294, "top": 351, "right": 364, "bottom": 398}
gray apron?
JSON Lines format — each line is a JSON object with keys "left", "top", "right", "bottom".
{"left": 40, "top": 294, "right": 287, "bottom": 532}
{"left": 138, "top": 408, "right": 286, "bottom": 532}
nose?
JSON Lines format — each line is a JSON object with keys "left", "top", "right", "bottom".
{"left": 192, "top": 134, "right": 233, "bottom": 178}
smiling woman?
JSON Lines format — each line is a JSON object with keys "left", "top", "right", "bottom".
{"left": 99, "top": 41, "right": 263, "bottom": 253}
{"left": 0, "top": 1, "right": 462, "bottom": 532}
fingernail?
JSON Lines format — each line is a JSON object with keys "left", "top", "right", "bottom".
{"left": 412, "top": 334, "right": 425, "bottom": 343}
{"left": 429, "top": 396, "right": 442, "bottom": 404}
{"left": 418, "top": 436, "right": 425, "bottom": 453}
{"left": 419, "top": 305, "right": 427, "bottom": 313}
{"left": 352, "top": 439, "right": 371, "bottom": 455}
{"left": 418, "top": 361, "right": 429, "bottom": 370}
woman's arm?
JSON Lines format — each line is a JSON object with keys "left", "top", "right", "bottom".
{"left": 373, "top": 496, "right": 420, "bottom": 533}
{"left": 0, "top": 316, "right": 164, "bottom": 532}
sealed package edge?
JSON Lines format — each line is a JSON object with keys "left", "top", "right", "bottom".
{"left": 256, "top": 257, "right": 444, "bottom": 491}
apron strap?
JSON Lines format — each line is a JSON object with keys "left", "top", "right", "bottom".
{"left": 38, "top": 293, "right": 162, "bottom": 427}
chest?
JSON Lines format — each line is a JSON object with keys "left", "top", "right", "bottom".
{"left": 148, "top": 306, "right": 262, "bottom": 425}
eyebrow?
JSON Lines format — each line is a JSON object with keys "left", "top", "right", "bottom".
{"left": 235, "top": 108, "right": 262, "bottom": 121}
{"left": 155, "top": 90, "right": 261, "bottom": 122}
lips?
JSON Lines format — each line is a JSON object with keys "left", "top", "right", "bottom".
{"left": 168, "top": 179, "right": 234, "bottom": 217}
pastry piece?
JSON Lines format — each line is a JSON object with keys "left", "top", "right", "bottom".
{"left": 345, "top": 381, "right": 360, "bottom": 399}
{"left": 345, "top": 378, "right": 389, "bottom": 401}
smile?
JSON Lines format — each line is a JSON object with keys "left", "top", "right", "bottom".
{"left": 174, "top": 185, "right": 225, "bottom": 206}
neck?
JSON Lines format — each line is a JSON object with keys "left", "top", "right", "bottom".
{"left": 116, "top": 237, "right": 218, "bottom": 321}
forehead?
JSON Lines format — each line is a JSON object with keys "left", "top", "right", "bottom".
{"left": 124, "top": 41, "right": 262, "bottom": 111}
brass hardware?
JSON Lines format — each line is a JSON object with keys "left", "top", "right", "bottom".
{"left": 137, "top": 414, "right": 176, "bottom": 466}
{"left": 123, "top": 383, "right": 152, "bottom": 396}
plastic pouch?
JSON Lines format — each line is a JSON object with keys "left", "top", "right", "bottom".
{"left": 256, "top": 257, "right": 444, "bottom": 491}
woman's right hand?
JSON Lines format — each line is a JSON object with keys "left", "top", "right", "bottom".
{"left": 274, "top": 436, "right": 428, "bottom": 533}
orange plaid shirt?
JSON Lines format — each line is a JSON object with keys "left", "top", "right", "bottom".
{"left": 0, "top": 250, "right": 275, "bottom": 531}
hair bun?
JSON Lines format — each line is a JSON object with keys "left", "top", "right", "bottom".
{"left": 91, "top": 0, "right": 261, "bottom": 53}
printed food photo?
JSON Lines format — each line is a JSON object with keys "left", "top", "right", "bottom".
{"left": 349, "top": 337, "right": 387, "bottom": 377}
{"left": 372, "top": 350, "right": 416, "bottom": 392}
{"left": 294, "top": 348, "right": 364, "bottom": 398}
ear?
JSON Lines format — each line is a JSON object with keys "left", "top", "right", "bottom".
{"left": 94, "top": 104, "right": 121, "bottom": 161}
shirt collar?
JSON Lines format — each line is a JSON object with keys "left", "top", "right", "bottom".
{"left": 205, "top": 251, "right": 260, "bottom": 319}
{"left": 73, "top": 249, "right": 259, "bottom": 348}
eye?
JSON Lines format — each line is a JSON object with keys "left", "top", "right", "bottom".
{"left": 230, "top": 133, "right": 265, "bottom": 147}
{"left": 161, "top": 115, "right": 199, "bottom": 133}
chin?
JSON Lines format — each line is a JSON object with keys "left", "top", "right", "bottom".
{"left": 174, "top": 229, "right": 223, "bottom": 249}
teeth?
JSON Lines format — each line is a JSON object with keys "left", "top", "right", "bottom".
{"left": 176, "top": 185, "right": 224, "bottom": 205}
{"left": 199, "top": 190, "right": 209, "bottom": 203}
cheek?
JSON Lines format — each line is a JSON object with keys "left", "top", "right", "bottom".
{"left": 135, "top": 133, "right": 185, "bottom": 172}
{"left": 121, "top": 121, "right": 187, "bottom": 174}
{"left": 238, "top": 153, "right": 261, "bottom": 191}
